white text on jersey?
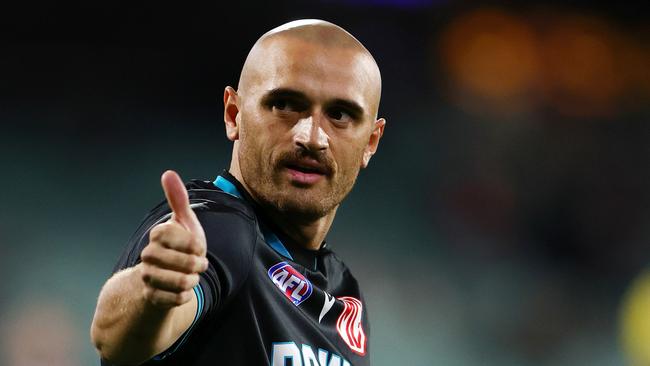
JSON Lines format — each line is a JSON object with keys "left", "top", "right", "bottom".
{"left": 271, "top": 342, "right": 351, "bottom": 366}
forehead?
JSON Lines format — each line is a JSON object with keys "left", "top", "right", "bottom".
{"left": 249, "top": 37, "right": 380, "bottom": 114}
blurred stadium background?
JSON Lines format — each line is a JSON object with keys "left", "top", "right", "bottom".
{"left": 1, "top": 1, "right": 648, "bottom": 365}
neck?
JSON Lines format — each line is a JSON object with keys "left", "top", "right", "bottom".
{"left": 268, "top": 206, "right": 337, "bottom": 251}
{"left": 229, "top": 157, "right": 335, "bottom": 251}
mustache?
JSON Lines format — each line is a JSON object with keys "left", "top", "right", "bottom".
{"left": 276, "top": 148, "right": 335, "bottom": 175}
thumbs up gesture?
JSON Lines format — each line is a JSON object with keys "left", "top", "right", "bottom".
{"left": 139, "top": 170, "right": 209, "bottom": 308}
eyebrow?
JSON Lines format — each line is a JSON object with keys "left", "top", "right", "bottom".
{"left": 262, "top": 88, "right": 308, "bottom": 102}
{"left": 262, "top": 87, "right": 366, "bottom": 118}
{"left": 328, "top": 98, "right": 364, "bottom": 120}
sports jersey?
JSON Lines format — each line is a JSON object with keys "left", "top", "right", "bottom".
{"left": 102, "top": 171, "right": 370, "bottom": 366}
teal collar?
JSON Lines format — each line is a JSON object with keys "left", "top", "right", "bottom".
{"left": 213, "top": 175, "right": 293, "bottom": 260}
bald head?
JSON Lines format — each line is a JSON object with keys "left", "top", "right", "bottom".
{"left": 222, "top": 20, "right": 386, "bottom": 224}
{"left": 263, "top": 19, "right": 371, "bottom": 51}
{"left": 237, "top": 19, "right": 382, "bottom": 117}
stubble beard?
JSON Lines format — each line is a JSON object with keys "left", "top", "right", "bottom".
{"left": 238, "top": 143, "right": 360, "bottom": 223}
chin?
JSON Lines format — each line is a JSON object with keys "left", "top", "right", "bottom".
{"left": 273, "top": 192, "right": 333, "bottom": 221}
{"left": 244, "top": 168, "right": 348, "bottom": 221}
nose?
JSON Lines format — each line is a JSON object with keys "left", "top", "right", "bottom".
{"left": 291, "top": 115, "right": 330, "bottom": 152}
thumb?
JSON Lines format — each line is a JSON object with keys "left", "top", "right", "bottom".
{"left": 161, "top": 170, "right": 200, "bottom": 231}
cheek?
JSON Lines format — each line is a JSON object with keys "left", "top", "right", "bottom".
{"left": 238, "top": 112, "right": 265, "bottom": 159}
{"left": 334, "top": 136, "right": 367, "bottom": 173}
{"left": 240, "top": 109, "right": 263, "bottom": 141}
{"left": 240, "top": 110, "right": 284, "bottom": 159}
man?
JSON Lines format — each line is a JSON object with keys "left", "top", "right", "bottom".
{"left": 91, "top": 19, "right": 385, "bottom": 366}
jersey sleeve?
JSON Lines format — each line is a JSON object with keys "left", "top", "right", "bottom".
{"left": 195, "top": 207, "right": 257, "bottom": 315}
{"left": 108, "top": 198, "right": 257, "bottom": 363}
{"left": 114, "top": 200, "right": 257, "bottom": 311}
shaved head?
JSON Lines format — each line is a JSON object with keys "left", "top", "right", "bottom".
{"left": 224, "top": 19, "right": 385, "bottom": 227}
{"left": 238, "top": 19, "right": 382, "bottom": 118}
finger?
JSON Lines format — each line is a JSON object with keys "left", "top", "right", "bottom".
{"left": 141, "top": 246, "right": 209, "bottom": 274}
{"left": 160, "top": 171, "right": 207, "bottom": 256}
{"left": 142, "top": 287, "right": 194, "bottom": 308}
{"left": 148, "top": 222, "right": 203, "bottom": 256}
{"left": 141, "top": 265, "right": 200, "bottom": 292}
{"left": 161, "top": 170, "right": 196, "bottom": 228}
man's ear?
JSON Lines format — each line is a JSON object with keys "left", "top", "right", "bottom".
{"left": 361, "top": 118, "right": 386, "bottom": 168}
{"left": 224, "top": 86, "right": 240, "bottom": 141}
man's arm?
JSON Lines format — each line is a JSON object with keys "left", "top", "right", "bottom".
{"left": 90, "top": 171, "right": 208, "bottom": 365}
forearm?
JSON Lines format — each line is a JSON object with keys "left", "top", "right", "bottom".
{"left": 91, "top": 264, "right": 197, "bottom": 365}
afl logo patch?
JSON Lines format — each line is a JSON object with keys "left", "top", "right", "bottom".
{"left": 267, "top": 262, "right": 313, "bottom": 306}
{"left": 336, "top": 296, "right": 367, "bottom": 355}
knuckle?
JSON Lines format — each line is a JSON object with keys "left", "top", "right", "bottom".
{"left": 152, "top": 222, "right": 178, "bottom": 240}
{"left": 175, "top": 275, "right": 186, "bottom": 290}
{"left": 149, "top": 225, "right": 164, "bottom": 241}
{"left": 142, "top": 287, "right": 154, "bottom": 302}
{"left": 183, "top": 290, "right": 193, "bottom": 302}
{"left": 193, "top": 256, "right": 206, "bottom": 272}
{"left": 177, "top": 275, "right": 191, "bottom": 290}
{"left": 188, "top": 239, "right": 202, "bottom": 255}
{"left": 151, "top": 296, "right": 163, "bottom": 307}
{"left": 184, "top": 255, "right": 197, "bottom": 270}
{"left": 174, "top": 292, "right": 188, "bottom": 306}
{"left": 189, "top": 274, "right": 200, "bottom": 287}
{"left": 140, "top": 246, "right": 154, "bottom": 261}
{"left": 140, "top": 266, "right": 152, "bottom": 282}
{"left": 196, "top": 240, "right": 207, "bottom": 256}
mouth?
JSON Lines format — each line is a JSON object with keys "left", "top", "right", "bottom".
{"left": 283, "top": 159, "right": 331, "bottom": 185}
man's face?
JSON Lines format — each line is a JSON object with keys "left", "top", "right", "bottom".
{"left": 232, "top": 36, "right": 383, "bottom": 221}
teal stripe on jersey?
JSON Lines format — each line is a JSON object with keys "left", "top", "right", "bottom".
{"left": 213, "top": 175, "right": 293, "bottom": 260}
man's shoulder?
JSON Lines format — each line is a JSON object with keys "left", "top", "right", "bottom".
{"left": 116, "top": 179, "right": 259, "bottom": 271}
{"left": 184, "top": 179, "right": 260, "bottom": 254}
{"left": 185, "top": 179, "right": 256, "bottom": 221}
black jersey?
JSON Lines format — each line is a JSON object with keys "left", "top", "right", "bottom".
{"left": 103, "top": 171, "right": 370, "bottom": 366}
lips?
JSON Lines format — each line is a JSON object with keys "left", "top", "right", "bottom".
{"left": 285, "top": 160, "right": 328, "bottom": 175}
{"left": 282, "top": 158, "right": 332, "bottom": 185}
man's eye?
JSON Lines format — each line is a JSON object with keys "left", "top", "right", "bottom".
{"left": 269, "top": 98, "right": 304, "bottom": 113}
{"left": 327, "top": 109, "right": 352, "bottom": 123}
{"left": 272, "top": 100, "right": 289, "bottom": 111}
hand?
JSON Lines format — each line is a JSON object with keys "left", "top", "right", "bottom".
{"left": 139, "top": 170, "right": 208, "bottom": 308}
